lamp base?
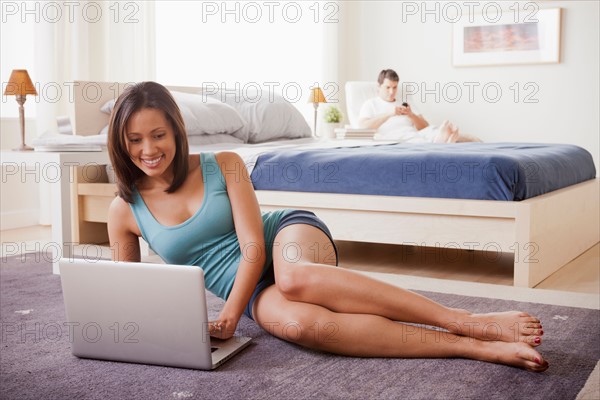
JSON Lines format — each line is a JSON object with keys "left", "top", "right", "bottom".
{"left": 13, "top": 144, "right": 34, "bottom": 151}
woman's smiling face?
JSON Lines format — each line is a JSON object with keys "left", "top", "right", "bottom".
{"left": 125, "top": 107, "right": 177, "bottom": 181}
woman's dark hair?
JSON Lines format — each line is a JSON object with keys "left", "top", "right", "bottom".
{"left": 107, "top": 81, "right": 189, "bottom": 203}
{"left": 377, "top": 69, "right": 399, "bottom": 85}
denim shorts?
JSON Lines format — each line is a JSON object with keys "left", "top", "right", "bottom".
{"left": 243, "top": 210, "right": 339, "bottom": 320}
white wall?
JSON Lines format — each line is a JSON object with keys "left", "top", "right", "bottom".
{"left": 0, "top": 118, "right": 41, "bottom": 230}
{"left": 1, "top": 1, "right": 156, "bottom": 231}
{"left": 2, "top": 0, "right": 598, "bottom": 231}
{"left": 338, "top": 1, "right": 599, "bottom": 167}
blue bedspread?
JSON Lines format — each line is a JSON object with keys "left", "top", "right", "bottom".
{"left": 250, "top": 143, "right": 597, "bottom": 201}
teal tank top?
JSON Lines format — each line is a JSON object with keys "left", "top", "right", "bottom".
{"left": 129, "top": 152, "right": 291, "bottom": 301}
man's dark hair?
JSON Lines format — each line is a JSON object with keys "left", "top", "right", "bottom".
{"left": 377, "top": 69, "right": 399, "bottom": 85}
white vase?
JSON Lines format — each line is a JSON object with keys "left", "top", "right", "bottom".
{"left": 322, "top": 123, "right": 341, "bottom": 140}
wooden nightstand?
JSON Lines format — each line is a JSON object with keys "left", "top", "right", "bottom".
{"left": 1, "top": 150, "right": 110, "bottom": 274}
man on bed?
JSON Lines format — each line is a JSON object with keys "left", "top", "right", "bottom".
{"left": 358, "top": 69, "right": 480, "bottom": 143}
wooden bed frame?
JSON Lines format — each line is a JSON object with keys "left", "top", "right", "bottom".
{"left": 70, "top": 81, "right": 599, "bottom": 288}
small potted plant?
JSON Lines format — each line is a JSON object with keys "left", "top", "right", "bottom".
{"left": 323, "top": 106, "right": 343, "bottom": 139}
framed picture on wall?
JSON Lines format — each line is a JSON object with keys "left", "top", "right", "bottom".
{"left": 453, "top": 7, "right": 562, "bottom": 67}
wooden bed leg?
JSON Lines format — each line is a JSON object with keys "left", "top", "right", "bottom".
{"left": 514, "top": 179, "right": 600, "bottom": 288}
{"left": 72, "top": 165, "right": 110, "bottom": 245}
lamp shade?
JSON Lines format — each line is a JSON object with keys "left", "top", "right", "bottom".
{"left": 4, "top": 69, "right": 37, "bottom": 96}
{"left": 308, "top": 87, "right": 326, "bottom": 104}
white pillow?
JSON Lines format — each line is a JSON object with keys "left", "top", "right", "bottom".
{"left": 100, "top": 91, "right": 246, "bottom": 138}
{"left": 187, "top": 134, "right": 244, "bottom": 146}
{"left": 208, "top": 90, "right": 311, "bottom": 143}
{"left": 99, "top": 124, "right": 242, "bottom": 146}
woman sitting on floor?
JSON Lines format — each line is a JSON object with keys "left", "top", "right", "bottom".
{"left": 107, "top": 81, "right": 548, "bottom": 372}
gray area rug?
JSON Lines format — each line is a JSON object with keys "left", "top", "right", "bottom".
{"left": 1, "top": 253, "right": 598, "bottom": 400}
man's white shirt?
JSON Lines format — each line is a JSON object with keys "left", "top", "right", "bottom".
{"left": 359, "top": 97, "right": 438, "bottom": 142}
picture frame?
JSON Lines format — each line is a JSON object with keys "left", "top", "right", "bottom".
{"left": 453, "top": 7, "right": 562, "bottom": 67}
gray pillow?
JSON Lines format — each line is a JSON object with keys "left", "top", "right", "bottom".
{"left": 100, "top": 91, "right": 246, "bottom": 139}
{"left": 207, "top": 90, "right": 311, "bottom": 143}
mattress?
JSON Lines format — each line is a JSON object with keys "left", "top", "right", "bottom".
{"left": 249, "top": 142, "right": 597, "bottom": 201}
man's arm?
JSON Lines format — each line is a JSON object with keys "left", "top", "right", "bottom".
{"left": 398, "top": 105, "right": 429, "bottom": 130}
{"left": 408, "top": 113, "right": 429, "bottom": 130}
{"left": 359, "top": 106, "right": 429, "bottom": 131}
{"left": 358, "top": 112, "right": 395, "bottom": 130}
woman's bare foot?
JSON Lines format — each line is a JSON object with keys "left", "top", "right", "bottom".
{"left": 477, "top": 341, "right": 549, "bottom": 372}
{"left": 447, "top": 309, "right": 544, "bottom": 346}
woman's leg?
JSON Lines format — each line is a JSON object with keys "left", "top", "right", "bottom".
{"left": 272, "top": 224, "right": 543, "bottom": 346}
{"left": 252, "top": 285, "right": 549, "bottom": 371}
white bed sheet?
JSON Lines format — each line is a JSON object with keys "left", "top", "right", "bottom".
{"left": 103, "top": 137, "right": 402, "bottom": 182}
{"left": 189, "top": 137, "right": 403, "bottom": 175}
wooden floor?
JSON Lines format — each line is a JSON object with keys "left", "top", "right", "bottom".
{"left": 1, "top": 225, "right": 598, "bottom": 294}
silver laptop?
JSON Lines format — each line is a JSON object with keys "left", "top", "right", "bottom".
{"left": 59, "top": 258, "right": 251, "bottom": 370}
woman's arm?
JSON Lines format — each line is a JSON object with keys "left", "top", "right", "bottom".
{"left": 107, "top": 196, "right": 141, "bottom": 262}
{"left": 212, "top": 151, "right": 266, "bottom": 339}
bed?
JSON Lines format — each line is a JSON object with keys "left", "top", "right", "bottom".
{"left": 69, "top": 80, "right": 599, "bottom": 288}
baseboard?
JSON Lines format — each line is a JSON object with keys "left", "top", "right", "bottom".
{"left": 0, "top": 209, "right": 40, "bottom": 231}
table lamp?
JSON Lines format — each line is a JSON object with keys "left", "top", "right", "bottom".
{"left": 4, "top": 69, "right": 38, "bottom": 151}
{"left": 308, "top": 87, "right": 327, "bottom": 136}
